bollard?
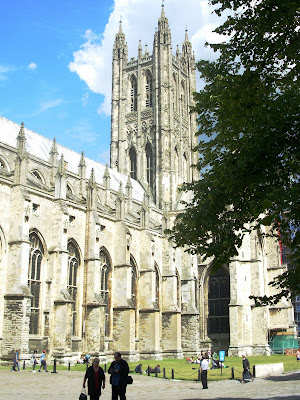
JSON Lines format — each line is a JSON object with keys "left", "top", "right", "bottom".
{"left": 51, "top": 358, "right": 57, "bottom": 373}
{"left": 104, "top": 363, "right": 107, "bottom": 372}
{"left": 23, "top": 360, "right": 26, "bottom": 370}
{"left": 147, "top": 366, "right": 150, "bottom": 376}
{"left": 253, "top": 365, "right": 256, "bottom": 378}
{"left": 171, "top": 369, "right": 174, "bottom": 380}
{"left": 231, "top": 367, "right": 234, "bottom": 380}
{"left": 163, "top": 367, "right": 166, "bottom": 379}
{"left": 155, "top": 368, "right": 158, "bottom": 378}
{"left": 198, "top": 369, "right": 201, "bottom": 382}
{"left": 68, "top": 362, "right": 71, "bottom": 371}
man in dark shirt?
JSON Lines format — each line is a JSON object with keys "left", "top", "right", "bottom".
{"left": 108, "top": 352, "right": 129, "bottom": 400}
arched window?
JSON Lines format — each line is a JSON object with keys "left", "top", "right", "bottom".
{"left": 174, "top": 147, "right": 179, "bottom": 185}
{"left": 154, "top": 263, "right": 160, "bottom": 307}
{"left": 67, "top": 183, "right": 74, "bottom": 195}
{"left": 173, "top": 74, "right": 177, "bottom": 111}
{"left": 28, "top": 232, "right": 44, "bottom": 335}
{"left": 176, "top": 269, "right": 181, "bottom": 307}
{"left": 145, "top": 71, "right": 152, "bottom": 108}
{"left": 31, "top": 170, "right": 44, "bottom": 183}
{"left": 145, "top": 143, "right": 153, "bottom": 190}
{"left": 181, "top": 81, "right": 186, "bottom": 115}
{"left": 130, "top": 76, "right": 137, "bottom": 112}
{"left": 182, "top": 152, "right": 187, "bottom": 183}
{"left": 0, "top": 156, "right": 9, "bottom": 171}
{"left": 208, "top": 267, "right": 230, "bottom": 334}
{"left": 129, "top": 147, "right": 137, "bottom": 180}
{"left": 130, "top": 256, "right": 137, "bottom": 307}
{"left": 100, "top": 248, "right": 112, "bottom": 337}
{"left": 68, "top": 241, "right": 80, "bottom": 336}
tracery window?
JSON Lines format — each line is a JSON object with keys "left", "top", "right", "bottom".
{"left": 130, "top": 76, "right": 137, "bottom": 112}
{"left": 67, "top": 241, "right": 80, "bottom": 336}
{"left": 208, "top": 267, "right": 230, "bottom": 334}
{"left": 172, "top": 74, "right": 177, "bottom": 111}
{"left": 145, "top": 143, "right": 153, "bottom": 190}
{"left": 129, "top": 147, "right": 137, "bottom": 180}
{"left": 31, "top": 170, "right": 44, "bottom": 183}
{"left": 154, "top": 263, "right": 160, "bottom": 307}
{"left": 145, "top": 71, "right": 153, "bottom": 108}
{"left": 176, "top": 269, "right": 181, "bottom": 307}
{"left": 28, "top": 232, "right": 44, "bottom": 335}
{"left": 130, "top": 256, "right": 137, "bottom": 307}
{"left": 0, "top": 157, "right": 8, "bottom": 170}
{"left": 181, "top": 81, "right": 186, "bottom": 115}
{"left": 100, "top": 248, "right": 111, "bottom": 337}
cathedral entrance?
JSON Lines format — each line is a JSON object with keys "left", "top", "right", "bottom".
{"left": 207, "top": 267, "right": 230, "bottom": 351}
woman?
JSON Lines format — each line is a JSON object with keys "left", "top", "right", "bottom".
{"left": 242, "top": 355, "right": 253, "bottom": 382}
{"left": 83, "top": 358, "right": 105, "bottom": 400}
{"left": 31, "top": 350, "right": 37, "bottom": 373}
{"left": 38, "top": 350, "right": 48, "bottom": 372}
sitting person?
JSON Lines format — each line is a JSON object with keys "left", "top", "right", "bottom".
{"left": 146, "top": 365, "right": 161, "bottom": 373}
{"left": 135, "top": 363, "right": 143, "bottom": 374}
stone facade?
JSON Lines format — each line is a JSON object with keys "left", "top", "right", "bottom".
{"left": 0, "top": 5, "right": 295, "bottom": 363}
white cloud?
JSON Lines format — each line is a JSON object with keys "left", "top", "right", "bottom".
{"left": 0, "top": 65, "right": 15, "bottom": 81}
{"left": 28, "top": 62, "right": 38, "bottom": 70}
{"left": 69, "top": 0, "right": 226, "bottom": 116}
{"left": 40, "top": 98, "right": 63, "bottom": 112}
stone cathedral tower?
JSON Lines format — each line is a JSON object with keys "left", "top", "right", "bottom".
{"left": 110, "top": 4, "right": 198, "bottom": 208}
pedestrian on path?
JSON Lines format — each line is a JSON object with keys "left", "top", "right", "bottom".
{"left": 83, "top": 357, "right": 105, "bottom": 400}
{"left": 11, "top": 349, "right": 20, "bottom": 371}
{"left": 201, "top": 353, "right": 209, "bottom": 389}
{"left": 38, "top": 350, "right": 48, "bottom": 372}
{"left": 31, "top": 350, "right": 37, "bottom": 373}
{"left": 108, "top": 352, "right": 129, "bottom": 400}
{"left": 242, "top": 355, "right": 253, "bottom": 382}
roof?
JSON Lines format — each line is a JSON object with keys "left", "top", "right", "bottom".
{"left": 0, "top": 116, "right": 145, "bottom": 202}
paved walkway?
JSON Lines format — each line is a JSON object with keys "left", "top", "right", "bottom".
{"left": 1, "top": 369, "right": 300, "bottom": 400}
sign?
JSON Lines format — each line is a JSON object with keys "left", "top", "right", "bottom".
{"left": 219, "top": 351, "right": 225, "bottom": 362}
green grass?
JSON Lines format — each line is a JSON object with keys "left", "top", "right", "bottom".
{"left": 2, "top": 355, "right": 299, "bottom": 382}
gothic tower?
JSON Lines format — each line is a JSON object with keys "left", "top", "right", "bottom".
{"left": 110, "top": 4, "right": 198, "bottom": 208}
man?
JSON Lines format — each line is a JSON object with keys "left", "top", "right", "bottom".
{"left": 83, "top": 358, "right": 105, "bottom": 400}
{"left": 201, "top": 353, "right": 209, "bottom": 389}
{"left": 134, "top": 363, "right": 143, "bottom": 374}
{"left": 108, "top": 352, "right": 129, "bottom": 400}
{"left": 38, "top": 350, "right": 48, "bottom": 372}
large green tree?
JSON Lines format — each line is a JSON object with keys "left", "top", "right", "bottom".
{"left": 170, "top": 0, "right": 299, "bottom": 304}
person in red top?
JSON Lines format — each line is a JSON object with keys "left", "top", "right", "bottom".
{"left": 83, "top": 358, "right": 105, "bottom": 400}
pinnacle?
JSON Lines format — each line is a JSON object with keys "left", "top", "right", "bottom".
{"left": 79, "top": 151, "right": 86, "bottom": 167}
{"left": 89, "top": 168, "right": 96, "bottom": 187}
{"left": 103, "top": 163, "right": 110, "bottom": 178}
{"left": 185, "top": 26, "right": 189, "bottom": 42}
{"left": 118, "top": 17, "right": 122, "bottom": 33}
{"left": 17, "top": 121, "right": 26, "bottom": 140}
{"left": 50, "top": 137, "right": 58, "bottom": 153}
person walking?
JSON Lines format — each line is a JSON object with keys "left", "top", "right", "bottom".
{"left": 38, "top": 350, "right": 48, "bottom": 372}
{"left": 242, "top": 355, "right": 253, "bottom": 382}
{"left": 83, "top": 358, "right": 105, "bottom": 400}
{"left": 108, "top": 352, "right": 129, "bottom": 400}
{"left": 31, "top": 350, "right": 37, "bottom": 373}
{"left": 11, "top": 349, "right": 20, "bottom": 371}
{"left": 201, "top": 353, "right": 209, "bottom": 389}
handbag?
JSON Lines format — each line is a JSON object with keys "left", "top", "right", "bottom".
{"left": 79, "top": 387, "right": 87, "bottom": 400}
{"left": 126, "top": 375, "right": 133, "bottom": 384}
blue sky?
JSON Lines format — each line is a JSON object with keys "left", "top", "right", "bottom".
{"left": 0, "top": 0, "right": 223, "bottom": 165}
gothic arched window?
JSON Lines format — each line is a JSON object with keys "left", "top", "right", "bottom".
{"left": 28, "top": 231, "right": 44, "bottom": 335}
{"left": 145, "top": 71, "right": 153, "bottom": 108}
{"left": 183, "top": 152, "right": 187, "bottom": 182}
{"left": 181, "top": 81, "right": 186, "bottom": 115}
{"left": 173, "top": 74, "right": 177, "bottom": 111}
{"left": 131, "top": 76, "right": 137, "bottom": 112}
{"left": 145, "top": 142, "right": 153, "bottom": 190}
{"left": 68, "top": 240, "right": 80, "bottom": 336}
{"left": 130, "top": 255, "right": 137, "bottom": 307}
{"left": 174, "top": 147, "right": 179, "bottom": 185}
{"left": 129, "top": 147, "right": 137, "bottom": 180}
{"left": 0, "top": 156, "right": 9, "bottom": 171}
{"left": 31, "top": 170, "right": 44, "bottom": 183}
{"left": 176, "top": 269, "right": 181, "bottom": 308}
{"left": 100, "top": 248, "right": 112, "bottom": 337}
{"left": 154, "top": 263, "right": 160, "bottom": 307}
{"left": 208, "top": 267, "right": 230, "bottom": 334}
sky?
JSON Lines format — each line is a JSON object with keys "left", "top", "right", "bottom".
{"left": 0, "top": 0, "right": 225, "bottom": 165}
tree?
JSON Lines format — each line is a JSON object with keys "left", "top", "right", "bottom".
{"left": 170, "top": 0, "right": 299, "bottom": 305}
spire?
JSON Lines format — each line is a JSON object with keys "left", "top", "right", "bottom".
{"left": 57, "top": 154, "right": 66, "bottom": 177}
{"left": 88, "top": 168, "right": 96, "bottom": 188}
{"left": 50, "top": 137, "right": 58, "bottom": 154}
{"left": 103, "top": 163, "right": 110, "bottom": 179}
{"left": 118, "top": 17, "right": 123, "bottom": 34}
{"left": 161, "top": 0, "right": 165, "bottom": 18}
{"left": 17, "top": 122, "right": 27, "bottom": 156}
{"left": 185, "top": 26, "right": 189, "bottom": 42}
{"left": 78, "top": 151, "right": 86, "bottom": 167}
{"left": 103, "top": 163, "right": 110, "bottom": 189}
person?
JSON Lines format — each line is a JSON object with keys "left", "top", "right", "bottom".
{"left": 108, "top": 352, "right": 129, "bottom": 400}
{"left": 83, "top": 358, "right": 105, "bottom": 400}
{"left": 201, "top": 353, "right": 209, "bottom": 389}
{"left": 242, "top": 355, "right": 253, "bottom": 382}
{"left": 38, "top": 350, "right": 48, "bottom": 372}
{"left": 31, "top": 350, "right": 37, "bottom": 373}
{"left": 207, "top": 349, "right": 211, "bottom": 364}
{"left": 11, "top": 349, "right": 20, "bottom": 371}
{"left": 296, "top": 350, "right": 300, "bottom": 362}
{"left": 134, "top": 363, "right": 143, "bottom": 374}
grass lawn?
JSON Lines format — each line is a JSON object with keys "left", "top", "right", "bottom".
{"left": 2, "top": 355, "right": 299, "bottom": 382}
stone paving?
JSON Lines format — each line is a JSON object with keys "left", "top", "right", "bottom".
{"left": 1, "top": 369, "right": 300, "bottom": 400}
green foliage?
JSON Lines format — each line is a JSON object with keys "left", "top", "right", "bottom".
{"left": 170, "top": 0, "right": 299, "bottom": 304}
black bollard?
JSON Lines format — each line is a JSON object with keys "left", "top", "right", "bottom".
{"left": 163, "top": 367, "right": 166, "bottom": 379}
{"left": 171, "top": 369, "right": 174, "bottom": 380}
{"left": 51, "top": 358, "right": 57, "bottom": 373}
{"left": 68, "top": 362, "right": 71, "bottom": 371}
{"left": 198, "top": 369, "right": 201, "bottom": 381}
{"left": 147, "top": 366, "right": 150, "bottom": 376}
{"left": 23, "top": 360, "right": 26, "bottom": 370}
{"left": 231, "top": 367, "right": 234, "bottom": 380}
{"left": 104, "top": 363, "right": 107, "bottom": 372}
{"left": 253, "top": 365, "right": 256, "bottom": 378}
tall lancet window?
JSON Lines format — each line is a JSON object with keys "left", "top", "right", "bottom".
{"left": 145, "top": 71, "right": 153, "bottom": 108}
{"left": 181, "top": 81, "right": 186, "bottom": 116}
{"left": 131, "top": 76, "right": 137, "bottom": 112}
{"left": 100, "top": 248, "right": 112, "bottom": 337}
{"left": 174, "top": 147, "right": 179, "bottom": 185}
{"left": 28, "top": 231, "right": 44, "bottom": 335}
{"left": 154, "top": 263, "right": 160, "bottom": 308}
{"left": 145, "top": 142, "right": 153, "bottom": 190}
{"left": 173, "top": 74, "right": 177, "bottom": 111}
{"left": 183, "top": 152, "right": 188, "bottom": 182}
{"left": 129, "top": 146, "right": 137, "bottom": 180}
{"left": 67, "top": 240, "right": 80, "bottom": 336}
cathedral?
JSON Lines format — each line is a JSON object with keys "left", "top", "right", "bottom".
{"left": 0, "top": 5, "right": 295, "bottom": 363}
